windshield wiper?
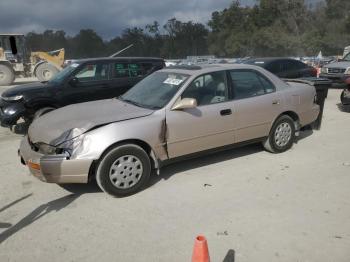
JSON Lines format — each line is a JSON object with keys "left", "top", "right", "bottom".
{"left": 118, "top": 97, "right": 145, "bottom": 108}
{"left": 118, "top": 96, "right": 160, "bottom": 110}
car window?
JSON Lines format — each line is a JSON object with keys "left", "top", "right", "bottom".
{"left": 266, "top": 61, "right": 282, "bottom": 73}
{"left": 120, "top": 72, "right": 189, "bottom": 109}
{"left": 257, "top": 74, "right": 275, "bottom": 93}
{"left": 343, "top": 53, "right": 350, "bottom": 61}
{"left": 128, "top": 63, "right": 144, "bottom": 77}
{"left": 74, "top": 63, "right": 109, "bottom": 82}
{"left": 230, "top": 70, "right": 267, "bottom": 99}
{"left": 181, "top": 71, "right": 228, "bottom": 106}
{"left": 113, "top": 62, "right": 145, "bottom": 78}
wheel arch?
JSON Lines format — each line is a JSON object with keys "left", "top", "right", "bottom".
{"left": 88, "top": 139, "right": 159, "bottom": 182}
{"left": 272, "top": 111, "right": 301, "bottom": 131}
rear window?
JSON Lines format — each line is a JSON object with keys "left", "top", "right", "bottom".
{"left": 113, "top": 62, "right": 145, "bottom": 78}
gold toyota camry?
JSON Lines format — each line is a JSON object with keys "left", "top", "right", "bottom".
{"left": 19, "top": 64, "right": 320, "bottom": 196}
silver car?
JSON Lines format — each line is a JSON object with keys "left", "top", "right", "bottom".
{"left": 19, "top": 64, "right": 320, "bottom": 196}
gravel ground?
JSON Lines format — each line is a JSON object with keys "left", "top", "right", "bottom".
{"left": 0, "top": 79, "right": 349, "bottom": 262}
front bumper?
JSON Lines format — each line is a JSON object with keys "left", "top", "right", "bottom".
{"left": 19, "top": 136, "right": 93, "bottom": 184}
{"left": 0, "top": 99, "right": 26, "bottom": 127}
{"left": 319, "top": 73, "right": 347, "bottom": 83}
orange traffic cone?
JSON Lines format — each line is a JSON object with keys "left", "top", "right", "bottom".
{"left": 192, "top": 235, "right": 210, "bottom": 262}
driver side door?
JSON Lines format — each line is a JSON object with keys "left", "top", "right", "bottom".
{"left": 61, "top": 62, "right": 111, "bottom": 106}
{"left": 166, "top": 71, "right": 236, "bottom": 158}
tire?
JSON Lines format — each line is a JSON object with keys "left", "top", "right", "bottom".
{"left": 0, "top": 64, "right": 15, "bottom": 86}
{"left": 33, "top": 107, "right": 55, "bottom": 120}
{"left": 35, "top": 63, "right": 59, "bottom": 82}
{"left": 340, "top": 90, "right": 350, "bottom": 105}
{"left": 96, "top": 144, "right": 151, "bottom": 197}
{"left": 263, "top": 115, "right": 296, "bottom": 153}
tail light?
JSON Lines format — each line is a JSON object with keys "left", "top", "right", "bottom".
{"left": 344, "top": 77, "right": 350, "bottom": 85}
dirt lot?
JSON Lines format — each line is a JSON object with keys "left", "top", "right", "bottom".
{"left": 0, "top": 79, "right": 350, "bottom": 262}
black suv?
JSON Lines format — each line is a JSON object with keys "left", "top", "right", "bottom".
{"left": 244, "top": 57, "right": 317, "bottom": 79}
{"left": 0, "top": 57, "right": 165, "bottom": 129}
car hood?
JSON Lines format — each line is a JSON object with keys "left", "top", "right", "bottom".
{"left": 325, "top": 61, "right": 350, "bottom": 69}
{"left": 28, "top": 98, "right": 154, "bottom": 146}
{"left": 1, "top": 82, "right": 51, "bottom": 98}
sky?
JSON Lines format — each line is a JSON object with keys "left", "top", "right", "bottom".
{"left": 0, "top": 0, "right": 323, "bottom": 39}
{"left": 0, "top": 0, "right": 253, "bottom": 38}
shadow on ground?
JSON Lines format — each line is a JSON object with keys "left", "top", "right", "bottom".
{"left": 337, "top": 103, "right": 350, "bottom": 113}
{"left": 0, "top": 194, "right": 80, "bottom": 244}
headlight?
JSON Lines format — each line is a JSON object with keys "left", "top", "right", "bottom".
{"left": 55, "top": 134, "right": 85, "bottom": 157}
{"left": 321, "top": 67, "right": 328, "bottom": 74}
{"left": 3, "top": 107, "right": 17, "bottom": 115}
{"left": 2, "top": 95, "right": 23, "bottom": 101}
{"left": 35, "top": 142, "right": 57, "bottom": 155}
{"left": 345, "top": 68, "right": 350, "bottom": 75}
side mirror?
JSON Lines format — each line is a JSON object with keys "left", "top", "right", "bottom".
{"left": 172, "top": 98, "right": 197, "bottom": 110}
{"left": 69, "top": 77, "right": 79, "bottom": 86}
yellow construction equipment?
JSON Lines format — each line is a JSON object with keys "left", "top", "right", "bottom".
{"left": 0, "top": 34, "right": 64, "bottom": 85}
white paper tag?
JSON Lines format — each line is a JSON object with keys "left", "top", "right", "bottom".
{"left": 163, "top": 78, "right": 184, "bottom": 85}
{"left": 71, "top": 63, "right": 79, "bottom": 68}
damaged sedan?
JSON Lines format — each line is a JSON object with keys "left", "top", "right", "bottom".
{"left": 19, "top": 64, "right": 320, "bottom": 196}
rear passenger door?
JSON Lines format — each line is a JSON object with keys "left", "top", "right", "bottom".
{"left": 230, "top": 70, "right": 283, "bottom": 142}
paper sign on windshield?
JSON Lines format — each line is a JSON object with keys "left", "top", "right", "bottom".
{"left": 163, "top": 78, "right": 184, "bottom": 85}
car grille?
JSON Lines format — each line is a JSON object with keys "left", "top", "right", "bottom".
{"left": 327, "top": 68, "right": 346, "bottom": 74}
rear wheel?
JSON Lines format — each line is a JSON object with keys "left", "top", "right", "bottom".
{"left": 35, "top": 63, "right": 59, "bottom": 81}
{"left": 0, "top": 64, "right": 15, "bottom": 86}
{"left": 96, "top": 144, "right": 151, "bottom": 197}
{"left": 263, "top": 115, "right": 296, "bottom": 153}
{"left": 340, "top": 90, "right": 350, "bottom": 105}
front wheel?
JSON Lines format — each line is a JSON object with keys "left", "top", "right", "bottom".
{"left": 340, "top": 90, "right": 350, "bottom": 105}
{"left": 263, "top": 115, "right": 296, "bottom": 153}
{"left": 96, "top": 144, "right": 151, "bottom": 197}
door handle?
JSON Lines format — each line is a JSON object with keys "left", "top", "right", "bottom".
{"left": 220, "top": 109, "right": 232, "bottom": 116}
{"left": 272, "top": 100, "right": 280, "bottom": 105}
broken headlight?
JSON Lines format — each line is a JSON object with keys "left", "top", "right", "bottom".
{"left": 35, "top": 142, "right": 58, "bottom": 155}
{"left": 55, "top": 134, "right": 85, "bottom": 157}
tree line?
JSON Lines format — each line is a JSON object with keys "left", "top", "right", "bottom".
{"left": 25, "top": 0, "right": 350, "bottom": 59}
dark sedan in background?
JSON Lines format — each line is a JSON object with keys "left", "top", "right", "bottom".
{"left": 244, "top": 57, "right": 317, "bottom": 79}
{"left": 0, "top": 57, "right": 165, "bottom": 129}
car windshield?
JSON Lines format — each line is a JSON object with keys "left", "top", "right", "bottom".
{"left": 343, "top": 53, "right": 350, "bottom": 61}
{"left": 119, "top": 71, "right": 189, "bottom": 109}
{"left": 48, "top": 63, "right": 80, "bottom": 84}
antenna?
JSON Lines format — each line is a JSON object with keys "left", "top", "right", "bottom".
{"left": 110, "top": 44, "right": 134, "bottom": 57}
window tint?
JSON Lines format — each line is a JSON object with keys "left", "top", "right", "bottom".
{"left": 283, "top": 60, "right": 306, "bottom": 71}
{"left": 182, "top": 71, "right": 228, "bottom": 106}
{"left": 230, "top": 70, "right": 268, "bottom": 99}
{"left": 74, "top": 63, "right": 109, "bottom": 82}
{"left": 128, "top": 63, "right": 144, "bottom": 77}
{"left": 113, "top": 62, "right": 145, "bottom": 78}
{"left": 257, "top": 74, "right": 275, "bottom": 93}
{"left": 344, "top": 53, "right": 350, "bottom": 61}
{"left": 266, "top": 61, "right": 282, "bottom": 73}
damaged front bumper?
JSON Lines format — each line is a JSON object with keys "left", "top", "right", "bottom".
{"left": 19, "top": 136, "right": 93, "bottom": 183}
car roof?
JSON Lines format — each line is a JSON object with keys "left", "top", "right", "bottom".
{"left": 245, "top": 57, "right": 300, "bottom": 64}
{"left": 73, "top": 57, "right": 164, "bottom": 63}
{"left": 160, "top": 63, "right": 266, "bottom": 76}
